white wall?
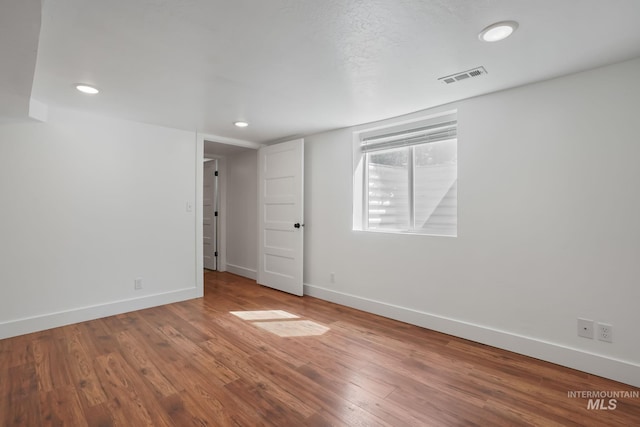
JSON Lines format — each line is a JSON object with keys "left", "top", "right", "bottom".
{"left": 224, "top": 149, "right": 258, "bottom": 278}
{"left": 0, "top": 106, "right": 199, "bottom": 339}
{"left": 303, "top": 57, "right": 640, "bottom": 387}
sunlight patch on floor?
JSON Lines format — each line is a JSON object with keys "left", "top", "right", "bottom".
{"left": 230, "top": 310, "right": 330, "bottom": 337}
{"left": 253, "top": 320, "right": 330, "bottom": 337}
{"left": 230, "top": 310, "right": 299, "bottom": 320}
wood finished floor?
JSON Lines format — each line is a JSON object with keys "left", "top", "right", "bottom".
{"left": 1, "top": 271, "right": 639, "bottom": 426}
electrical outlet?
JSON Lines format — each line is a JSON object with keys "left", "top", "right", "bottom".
{"left": 577, "top": 318, "right": 594, "bottom": 339}
{"left": 598, "top": 323, "right": 613, "bottom": 343}
{"left": 330, "top": 272, "right": 335, "bottom": 283}
{"left": 134, "top": 277, "right": 143, "bottom": 290}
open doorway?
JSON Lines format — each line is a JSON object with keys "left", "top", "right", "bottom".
{"left": 203, "top": 158, "right": 218, "bottom": 271}
{"left": 199, "top": 138, "right": 260, "bottom": 292}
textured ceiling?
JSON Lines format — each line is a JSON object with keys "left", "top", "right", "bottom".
{"left": 15, "top": 0, "right": 640, "bottom": 142}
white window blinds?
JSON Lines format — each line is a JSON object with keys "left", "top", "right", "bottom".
{"left": 358, "top": 112, "right": 458, "bottom": 236}
{"left": 360, "top": 117, "right": 457, "bottom": 153}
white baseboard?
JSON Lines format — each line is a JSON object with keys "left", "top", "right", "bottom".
{"left": 0, "top": 287, "right": 200, "bottom": 340}
{"left": 304, "top": 283, "right": 640, "bottom": 388}
{"left": 226, "top": 263, "right": 257, "bottom": 280}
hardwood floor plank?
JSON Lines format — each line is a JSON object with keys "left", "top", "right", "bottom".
{"left": 159, "top": 391, "right": 239, "bottom": 427}
{"left": 31, "top": 337, "right": 55, "bottom": 393}
{"left": 3, "top": 391, "right": 42, "bottom": 427}
{"left": 0, "top": 333, "right": 34, "bottom": 371}
{"left": 39, "top": 385, "right": 88, "bottom": 427}
{"left": 0, "top": 271, "right": 638, "bottom": 426}
{"left": 126, "top": 320, "right": 185, "bottom": 367}
{"left": 202, "top": 339, "right": 319, "bottom": 419}
{"left": 115, "top": 330, "right": 179, "bottom": 398}
{"left": 160, "top": 362, "right": 271, "bottom": 426}
{"left": 64, "top": 328, "right": 109, "bottom": 407}
{"left": 82, "top": 402, "right": 114, "bottom": 427}
{"left": 280, "top": 335, "right": 397, "bottom": 399}
{"left": 137, "top": 304, "right": 214, "bottom": 344}
{"left": 204, "top": 316, "right": 310, "bottom": 369}
{"left": 244, "top": 352, "right": 393, "bottom": 427}
{"left": 296, "top": 362, "right": 423, "bottom": 426}
{"left": 3, "top": 363, "right": 42, "bottom": 426}
{"left": 77, "top": 319, "right": 119, "bottom": 356}
{"left": 93, "top": 352, "right": 175, "bottom": 427}
{"left": 224, "top": 378, "right": 310, "bottom": 427}
{"left": 6, "top": 364, "right": 38, "bottom": 402}
{"left": 156, "top": 324, "right": 241, "bottom": 386}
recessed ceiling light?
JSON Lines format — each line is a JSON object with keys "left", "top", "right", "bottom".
{"left": 234, "top": 121, "right": 249, "bottom": 128}
{"left": 479, "top": 21, "right": 518, "bottom": 42}
{"left": 75, "top": 84, "right": 99, "bottom": 94}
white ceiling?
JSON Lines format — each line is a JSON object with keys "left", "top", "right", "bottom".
{"left": 8, "top": 1, "right": 640, "bottom": 142}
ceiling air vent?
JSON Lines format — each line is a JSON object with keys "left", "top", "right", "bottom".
{"left": 438, "top": 66, "right": 487, "bottom": 84}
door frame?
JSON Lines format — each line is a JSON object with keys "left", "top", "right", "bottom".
{"left": 195, "top": 133, "right": 261, "bottom": 296}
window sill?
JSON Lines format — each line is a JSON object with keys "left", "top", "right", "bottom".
{"left": 352, "top": 228, "right": 457, "bottom": 238}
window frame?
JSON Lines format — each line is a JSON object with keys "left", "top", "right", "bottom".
{"left": 353, "top": 110, "right": 458, "bottom": 237}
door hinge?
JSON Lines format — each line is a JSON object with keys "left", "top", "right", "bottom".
{"left": 214, "top": 171, "right": 219, "bottom": 176}
{"left": 214, "top": 251, "right": 218, "bottom": 257}
{"left": 214, "top": 211, "right": 218, "bottom": 217}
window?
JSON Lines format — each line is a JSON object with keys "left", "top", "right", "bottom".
{"left": 353, "top": 111, "right": 457, "bottom": 236}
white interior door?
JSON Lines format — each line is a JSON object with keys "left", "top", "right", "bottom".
{"left": 203, "top": 160, "right": 217, "bottom": 270}
{"left": 257, "top": 139, "right": 304, "bottom": 296}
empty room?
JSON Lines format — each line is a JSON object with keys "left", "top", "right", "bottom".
{"left": 1, "top": 0, "right": 640, "bottom": 425}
